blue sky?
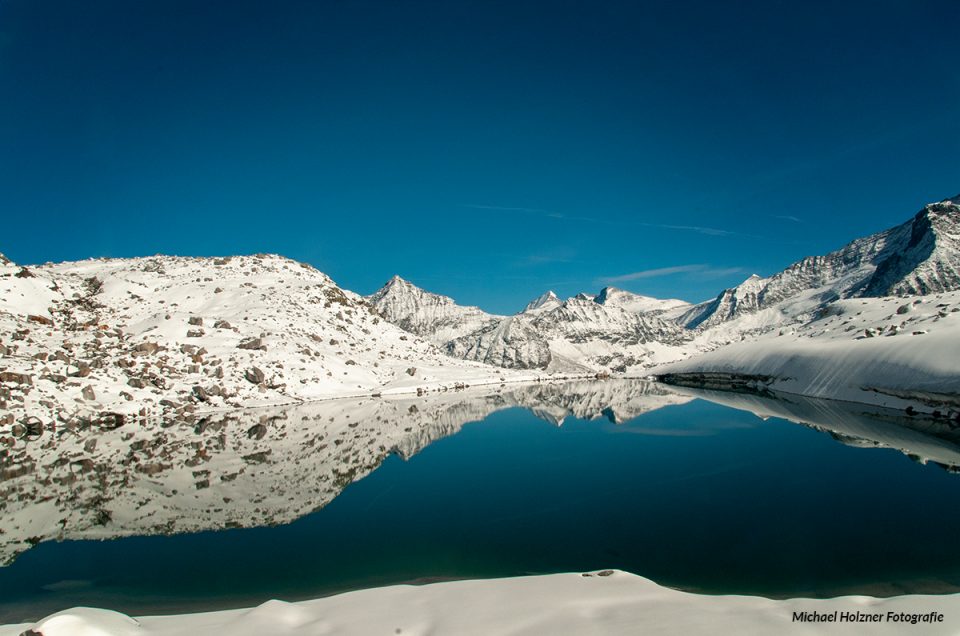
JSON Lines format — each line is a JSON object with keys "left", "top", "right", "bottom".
{"left": 1, "top": 0, "right": 957, "bottom": 313}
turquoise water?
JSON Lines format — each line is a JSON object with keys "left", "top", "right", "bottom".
{"left": 2, "top": 389, "right": 960, "bottom": 622}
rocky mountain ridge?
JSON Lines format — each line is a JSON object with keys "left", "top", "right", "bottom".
{"left": 371, "top": 195, "right": 960, "bottom": 371}
{"left": 680, "top": 195, "right": 960, "bottom": 329}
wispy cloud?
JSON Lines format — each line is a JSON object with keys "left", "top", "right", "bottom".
{"left": 772, "top": 214, "right": 802, "bottom": 223}
{"left": 596, "top": 264, "right": 746, "bottom": 285}
{"left": 600, "top": 265, "right": 706, "bottom": 283}
{"left": 649, "top": 223, "right": 739, "bottom": 237}
{"left": 460, "top": 203, "right": 756, "bottom": 238}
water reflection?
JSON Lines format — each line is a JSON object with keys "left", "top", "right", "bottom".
{"left": 2, "top": 379, "right": 958, "bottom": 566}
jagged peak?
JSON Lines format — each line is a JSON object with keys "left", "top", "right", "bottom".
{"left": 0, "top": 252, "right": 12, "bottom": 266}
{"left": 522, "top": 290, "right": 561, "bottom": 313}
{"left": 372, "top": 274, "right": 429, "bottom": 299}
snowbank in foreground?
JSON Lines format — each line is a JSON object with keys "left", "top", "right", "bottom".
{"left": 3, "top": 571, "right": 959, "bottom": 636}
{"left": 655, "top": 293, "right": 960, "bottom": 413}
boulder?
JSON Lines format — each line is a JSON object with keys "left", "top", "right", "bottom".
{"left": 245, "top": 366, "right": 265, "bottom": 384}
{"left": 26, "top": 314, "right": 53, "bottom": 326}
{"left": 0, "top": 371, "right": 32, "bottom": 385}
{"left": 238, "top": 337, "right": 264, "bottom": 350}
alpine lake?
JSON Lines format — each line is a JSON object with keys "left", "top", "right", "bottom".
{"left": 3, "top": 379, "right": 960, "bottom": 623}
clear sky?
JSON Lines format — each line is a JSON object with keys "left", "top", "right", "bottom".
{"left": 1, "top": 0, "right": 957, "bottom": 314}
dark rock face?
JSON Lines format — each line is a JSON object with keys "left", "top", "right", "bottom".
{"left": 863, "top": 201, "right": 960, "bottom": 296}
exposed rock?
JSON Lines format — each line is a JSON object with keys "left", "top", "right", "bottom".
{"left": 26, "top": 314, "right": 53, "bottom": 326}
{"left": 192, "top": 385, "right": 210, "bottom": 402}
{"left": 245, "top": 367, "right": 265, "bottom": 384}
{"left": 238, "top": 337, "right": 265, "bottom": 350}
{"left": 0, "top": 372, "right": 32, "bottom": 385}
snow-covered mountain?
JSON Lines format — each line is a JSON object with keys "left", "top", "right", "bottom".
{"left": 448, "top": 295, "right": 691, "bottom": 372}
{"left": 0, "top": 254, "right": 530, "bottom": 432}
{"left": 593, "top": 286, "right": 690, "bottom": 315}
{"left": 367, "top": 275, "right": 502, "bottom": 344}
{"left": 522, "top": 290, "right": 562, "bottom": 313}
{"left": 367, "top": 195, "right": 959, "bottom": 378}
{"left": 369, "top": 279, "right": 693, "bottom": 373}
{"left": 680, "top": 195, "right": 960, "bottom": 330}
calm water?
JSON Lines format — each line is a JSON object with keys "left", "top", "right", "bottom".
{"left": 2, "top": 381, "right": 960, "bottom": 622}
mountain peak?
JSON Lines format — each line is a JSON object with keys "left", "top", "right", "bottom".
{"left": 594, "top": 286, "right": 621, "bottom": 304}
{"left": 522, "top": 290, "right": 561, "bottom": 313}
{"left": 592, "top": 286, "right": 691, "bottom": 315}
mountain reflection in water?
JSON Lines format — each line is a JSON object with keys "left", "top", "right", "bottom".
{"left": 3, "top": 379, "right": 959, "bottom": 568}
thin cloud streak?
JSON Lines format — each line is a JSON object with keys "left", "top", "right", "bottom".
{"left": 597, "top": 264, "right": 746, "bottom": 285}
{"left": 461, "top": 204, "right": 758, "bottom": 238}
{"left": 600, "top": 265, "right": 707, "bottom": 283}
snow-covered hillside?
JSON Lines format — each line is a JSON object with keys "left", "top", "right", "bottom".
{"left": 657, "top": 291, "right": 960, "bottom": 415}
{"left": 593, "top": 286, "right": 690, "bottom": 315}
{"left": 7, "top": 570, "right": 960, "bottom": 636}
{"left": 0, "top": 254, "right": 531, "bottom": 433}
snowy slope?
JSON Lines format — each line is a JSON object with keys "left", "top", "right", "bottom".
{"left": 593, "top": 286, "right": 690, "bottom": 314}
{"left": 0, "top": 254, "right": 531, "bottom": 433}
{"left": 5, "top": 571, "right": 960, "bottom": 636}
{"left": 656, "top": 292, "right": 960, "bottom": 415}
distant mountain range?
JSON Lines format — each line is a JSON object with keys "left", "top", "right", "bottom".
{"left": 370, "top": 195, "right": 960, "bottom": 370}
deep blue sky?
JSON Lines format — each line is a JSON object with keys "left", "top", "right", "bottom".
{"left": 1, "top": 1, "right": 958, "bottom": 313}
